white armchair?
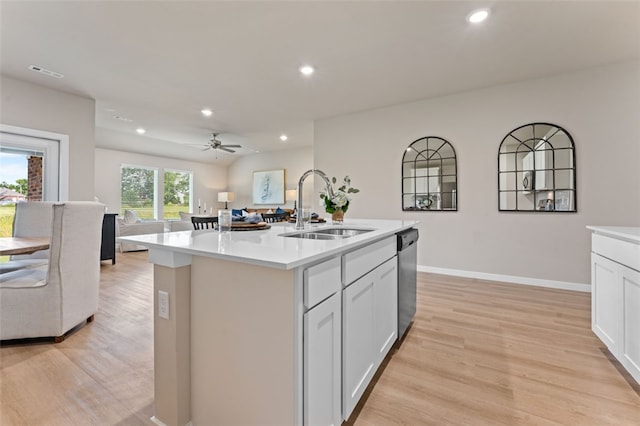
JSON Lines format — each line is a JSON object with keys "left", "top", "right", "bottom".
{"left": 0, "top": 202, "right": 105, "bottom": 342}
{"left": 116, "top": 209, "right": 166, "bottom": 252}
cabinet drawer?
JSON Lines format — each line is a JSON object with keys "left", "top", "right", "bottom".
{"left": 592, "top": 233, "right": 640, "bottom": 272}
{"left": 304, "top": 257, "right": 341, "bottom": 310}
{"left": 342, "top": 236, "right": 396, "bottom": 286}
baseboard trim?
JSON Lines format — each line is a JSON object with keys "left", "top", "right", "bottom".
{"left": 150, "top": 417, "right": 166, "bottom": 426}
{"left": 150, "top": 417, "right": 192, "bottom": 426}
{"left": 417, "top": 265, "right": 591, "bottom": 293}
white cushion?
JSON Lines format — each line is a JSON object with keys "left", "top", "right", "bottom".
{"left": 0, "top": 265, "right": 48, "bottom": 288}
{"left": 124, "top": 209, "right": 140, "bottom": 224}
{"left": 0, "top": 259, "right": 49, "bottom": 274}
{"left": 179, "top": 211, "right": 192, "bottom": 222}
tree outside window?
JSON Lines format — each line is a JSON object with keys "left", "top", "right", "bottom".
{"left": 120, "top": 165, "right": 193, "bottom": 220}
{"left": 120, "top": 166, "right": 156, "bottom": 219}
{"left": 163, "top": 169, "right": 192, "bottom": 219}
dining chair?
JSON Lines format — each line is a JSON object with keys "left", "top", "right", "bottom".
{"left": 262, "top": 212, "right": 289, "bottom": 223}
{"left": 0, "top": 201, "right": 105, "bottom": 342}
{"left": 191, "top": 216, "right": 218, "bottom": 230}
{"left": 0, "top": 201, "right": 55, "bottom": 274}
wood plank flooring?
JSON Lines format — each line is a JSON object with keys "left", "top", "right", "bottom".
{"left": 1, "top": 253, "right": 639, "bottom": 425}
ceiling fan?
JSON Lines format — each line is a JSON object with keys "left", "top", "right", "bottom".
{"left": 197, "top": 133, "right": 242, "bottom": 153}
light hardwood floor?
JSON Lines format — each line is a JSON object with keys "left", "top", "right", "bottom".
{"left": 1, "top": 252, "right": 639, "bottom": 425}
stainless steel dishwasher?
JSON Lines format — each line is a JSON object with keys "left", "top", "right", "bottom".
{"left": 397, "top": 228, "right": 418, "bottom": 340}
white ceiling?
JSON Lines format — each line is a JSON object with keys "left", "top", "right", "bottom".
{"left": 1, "top": 1, "right": 639, "bottom": 165}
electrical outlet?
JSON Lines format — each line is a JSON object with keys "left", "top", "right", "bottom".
{"left": 158, "top": 290, "right": 169, "bottom": 319}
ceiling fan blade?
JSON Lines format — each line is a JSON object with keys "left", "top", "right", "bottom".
{"left": 221, "top": 144, "right": 242, "bottom": 148}
{"left": 219, "top": 147, "right": 236, "bottom": 153}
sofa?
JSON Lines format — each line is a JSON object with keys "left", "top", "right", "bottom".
{"left": 166, "top": 211, "right": 213, "bottom": 232}
{"left": 116, "top": 209, "right": 166, "bottom": 252}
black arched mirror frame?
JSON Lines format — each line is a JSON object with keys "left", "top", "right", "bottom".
{"left": 402, "top": 136, "right": 457, "bottom": 211}
{"left": 498, "top": 122, "right": 577, "bottom": 212}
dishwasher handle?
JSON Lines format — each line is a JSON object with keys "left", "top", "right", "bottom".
{"left": 397, "top": 228, "right": 419, "bottom": 251}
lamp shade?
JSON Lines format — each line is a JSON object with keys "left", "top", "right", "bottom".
{"left": 218, "top": 192, "right": 235, "bottom": 203}
{"left": 285, "top": 189, "right": 297, "bottom": 201}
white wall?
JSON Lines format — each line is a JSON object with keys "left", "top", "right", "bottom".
{"left": 94, "top": 147, "right": 227, "bottom": 216}
{"left": 0, "top": 75, "right": 96, "bottom": 200}
{"left": 227, "top": 147, "right": 313, "bottom": 211}
{"left": 315, "top": 60, "right": 640, "bottom": 286}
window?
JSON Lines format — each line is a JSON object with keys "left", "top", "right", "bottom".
{"left": 120, "top": 165, "right": 158, "bottom": 219}
{"left": 402, "top": 136, "right": 458, "bottom": 211}
{"left": 163, "top": 169, "right": 193, "bottom": 219}
{"left": 1, "top": 125, "right": 69, "bottom": 244}
{"left": 120, "top": 165, "right": 193, "bottom": 220}
{"left": 0, "top": 126, "right": 68, "bottom": 202}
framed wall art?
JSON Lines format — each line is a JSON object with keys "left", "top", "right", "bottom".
{"left": 252, "top": 169, "right": 285, "bottom": 204}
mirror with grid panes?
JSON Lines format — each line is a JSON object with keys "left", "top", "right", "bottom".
{"left": 402, "top": 136, "right": 457, "bottom": 211}
{"left": 498, "top": 122, "right": 576, "bottom": 212}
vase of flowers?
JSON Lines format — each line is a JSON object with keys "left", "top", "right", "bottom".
{"left": 320, "top": 176, "right": 359, "bottom": 224}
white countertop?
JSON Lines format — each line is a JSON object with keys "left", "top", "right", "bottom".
{"left": 586, "top": 226, "right": 640, "bottom": 244}
{"left": 119, "top": 218, "right": 418, "bottom": 269}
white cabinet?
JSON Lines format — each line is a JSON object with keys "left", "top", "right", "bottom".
{"left": 303, "top": 257, "right": 342, "bottom": 426}
{"left": 589, "top": 227, "right": 640, "bottom": 385}
{"left": 303, "top": 236, "right": 400, "bottom": 424}
{"left": 342, "top": 268, "right": 376, "bottom": 420}
{"left": 304, "top": 292, "right": 342, "bottom": 426}
{"left": 592, "top": 253, "right": 621, "bottom": 350}
{"left": 342, "top": 255, "right": 398, "bottom": 420}
{"left": 374, "top": 257, "right": 398, "bottom": 365}
{"left": 621, "top": 266, "right": 640, "bottom": 382}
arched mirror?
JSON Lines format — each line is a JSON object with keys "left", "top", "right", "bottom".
{"left": 498, "top": 122, "right": 576, "bottom": 212}
{"left": 402, "top": 136, "right": 457, "bottom": 211}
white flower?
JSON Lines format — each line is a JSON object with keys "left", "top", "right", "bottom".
{"left": 320, "top": 175, "right": 360, "bottom": 213}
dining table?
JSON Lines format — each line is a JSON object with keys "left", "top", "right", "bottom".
{"left": 0, "top": 237, "right": 50, "bottom": 256}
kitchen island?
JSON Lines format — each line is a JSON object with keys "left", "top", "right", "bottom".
{"left": 119, "top": 218, "right": 418, "bottom": 426}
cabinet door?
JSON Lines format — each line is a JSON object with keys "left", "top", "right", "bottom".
{"left": 621, "top": 265, "right": 640, "bottom": 384}
{"left": 342, "top": 270, "right": 376, "bottom": 421}
{"left": 374, "top": 256, "right": 398, "bottom": 365}
{"left": 304, "top": 292, "right": 342, "bottom": 426}
{"left": 592, "top": 253, "right": 621, "bottom": 353}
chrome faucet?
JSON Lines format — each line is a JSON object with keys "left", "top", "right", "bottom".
{"left": 296, "top": 169, "right": 334, "bottom": 230}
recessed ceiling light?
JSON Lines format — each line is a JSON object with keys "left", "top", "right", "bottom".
{"left": 299, "top": 65, "right": 314, "bottom": 76}
{"left": 280, "top": 134, "right": 288, "bottom": 141}
{"left": 467, "top": 8, "right": 489, "bottom": 23}
{"left": 136, "top": 128, "right": 146, "bottom": 134}
{"left": 201, "top": 108, "right": 213, "bottom": 117}
{"left": 28, "top": 64, "right": 64, "bottom": 79}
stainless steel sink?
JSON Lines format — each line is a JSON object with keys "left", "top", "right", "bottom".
{"left": 282, "top": 228, "right": 374, "bottom": 240}
{"left": 312, "top": 228, "right": 373, "bottom": 237}
{"left": 285, "top": 232, "right": 343, "bottom": 240}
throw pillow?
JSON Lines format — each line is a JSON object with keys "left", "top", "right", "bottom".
{"left": 124, "top": 209, "right": 140, "bottom": 224}
{"left": 232, "top": 209, "right": 243, "bottom": 216}
{"left": 275, "top": 207, "right": 284, "bottom": 213}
